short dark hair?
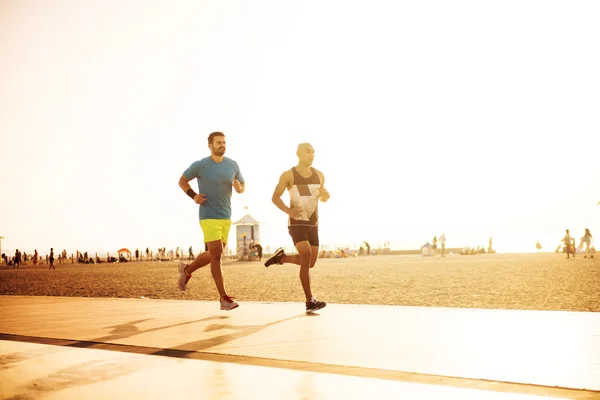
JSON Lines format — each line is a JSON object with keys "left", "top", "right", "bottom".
{"left": 208, "top": 131, "right": 225, "bottom": 145}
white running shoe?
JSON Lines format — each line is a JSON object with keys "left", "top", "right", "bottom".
{"left": 177, "top": 262, "right": 191, "bottom": 292}
{"left": 220, "top": 295, "right": 239, "bottom": 311}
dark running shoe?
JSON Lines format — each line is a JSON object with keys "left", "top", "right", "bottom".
{"left": 264, "top": 247, "right": 285, "bottom": 267}
{"left": 306, "top": 297, "right": 326, "bottom": 313}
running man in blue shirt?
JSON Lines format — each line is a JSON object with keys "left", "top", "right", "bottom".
{"left": 177, "top": 131, "right": 245, "bottom": 310}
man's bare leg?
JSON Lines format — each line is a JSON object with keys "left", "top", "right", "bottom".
{"left": 184, "top": 251, "right": 211, "bottom": 275}
{"left": 207, "top": 240, "right": 227, "bottom": 298}
{"left": 294, "top": 241, "right": 314, "bottom": 302}
{"left": 281, "top": 254, "right": 300, "bottom": 264}
{"left": 280, "top": 246, "right": 319, "bottom": 268}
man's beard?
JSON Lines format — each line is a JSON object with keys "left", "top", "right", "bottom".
{"left": 213, "top": 148, "right": 225, "bottom": 156}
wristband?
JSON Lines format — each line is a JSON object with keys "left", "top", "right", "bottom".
{"left": 186, "top": 189, "right": 197, "bottom": 200}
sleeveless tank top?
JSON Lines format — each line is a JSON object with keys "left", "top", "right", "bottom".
{"left": 288, "top": 167, "right": 321, "bottom": 227}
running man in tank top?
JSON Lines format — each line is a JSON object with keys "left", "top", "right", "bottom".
{"left": 265, "top": 143, "right": 330, "bottom": 313}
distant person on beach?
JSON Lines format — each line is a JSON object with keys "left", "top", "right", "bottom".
{"left": 563, "top": 229, "right": 575, "bottom": 259}
{"left": 432, "top": 236, "right": 438, "bottom": 256}
{"left": 49, "top": 248, "right": 55, "bottom": 270}
{"left": 188, "top": 246, "right": 194, "bottom": 260}
{"left": 580, "top": 229, "right": 593, "bottom": 258}
{"left": 14, "top": 250, "right": 21, "bottom": 268}
{"left": 176, "top": 131, "right": 245, "bottom": 311}
{"left": 254, "top": 243, "right": 263, "bottom": 260}
{"left": 264, "top": 142, "right": 329, "bottom": 313}
{"left": 439, "top": 234, "right": 446, "bottom": 257}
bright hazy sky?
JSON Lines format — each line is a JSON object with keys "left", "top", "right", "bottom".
{"left": 1, "top": 0, "right": 598, "bottom": 256}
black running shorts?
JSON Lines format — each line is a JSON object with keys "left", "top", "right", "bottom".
{"left": 288, "top": 226, "right": 319, "bottom": 246}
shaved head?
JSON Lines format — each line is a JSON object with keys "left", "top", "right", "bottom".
{"left": 297, "top": 142, "right": 313, "bottom": 153}
{"left": 296, "top": 142, "right": 315, "bottom": 166}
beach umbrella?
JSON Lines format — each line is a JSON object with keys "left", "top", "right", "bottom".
{"left": 117, "top": 248, "right": 131, "bottom": 254}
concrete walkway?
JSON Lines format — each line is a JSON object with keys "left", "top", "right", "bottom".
{"left": 0, "top": 296, "right": 598, "bottom": 399}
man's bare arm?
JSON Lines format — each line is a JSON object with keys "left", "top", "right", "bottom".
{"left": 179, "top": 174, "right": 193, "bottom": 193}
{"left": 179, "top": 174, "right": 206, "bottom": 204}
{"left": 272, "top": 171, "right": 292, "bottom": 214}
{"left": 316, "top": 169, "right": 330, "bottom": 202}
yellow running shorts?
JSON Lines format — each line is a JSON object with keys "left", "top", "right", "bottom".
{"left": 200, "top": 219, "right": 231, "bottom": 244}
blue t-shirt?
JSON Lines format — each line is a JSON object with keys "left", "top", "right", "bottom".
{"left": 183, "top": 157, "right": 245, "bottom": 220}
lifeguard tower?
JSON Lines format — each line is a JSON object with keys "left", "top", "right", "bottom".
{"left": 233, "top": 214, "right": 260, "bottom": 260}
{"left": 421, "top": 242, "right": 433, "bottom": 257}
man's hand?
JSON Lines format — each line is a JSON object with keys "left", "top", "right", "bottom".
{"left": 287, "top": 206, "right": 303, "bottom": 220}
{"left": 194, "top": 194, "right": 206, "bottom": 204}
{"left": 233, "top": 179, "right": 243, "bottom": 193}
{"left": 318, "top": 186, "right": 330, "bottom": 202}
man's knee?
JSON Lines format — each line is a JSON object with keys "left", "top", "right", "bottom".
{"left": 298, "top": 248, "right": 311, "bottom": 258}
{"left": 209, "top": 246, "right": 223, "bottom": 256}
{"left": 209, "top": 250, "right": 222, "bottom": 259}
{"left": 207, "top": 242, "right": 224, "bottom": 258}
{"left": 296, "top": 246, "right": 312, "bottom": 263}
{"left": 309, "top": 246, "right": 319, "bottom": 268}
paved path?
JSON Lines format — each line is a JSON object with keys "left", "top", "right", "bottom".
{"left": 0, "top": 296, "right": 598, "bottom": 399}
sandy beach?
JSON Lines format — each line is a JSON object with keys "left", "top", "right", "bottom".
{"left": 1, "top": 253, "right": 598, "bottom": 312}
